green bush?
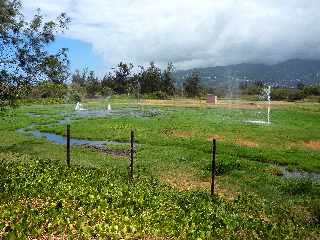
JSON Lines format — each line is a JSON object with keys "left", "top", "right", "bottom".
{"left": 31, "top": 81, "right": 68, "bottom": 99}
{"left": 264, "top": 166, "right": 283, "bottom": 176}
{"left": 270, "top": 88, "right": 289, "bottom": 101}
{"left": 18, "top": 97, "right": 65, "bottom": 105}
{"left": 288, "top": 90, "right": 305, "bottom": 102}
{"left": 64, "top": 92, "right": 81, "bottom": 103}
{"left": 302, "top": 86, "right": 320, "bottom": 96}
{"left": 204, "top": 158, "right": 241, "bottom": 175}
{"left": 144, "top": 91, "right": 169, "bottom": 100}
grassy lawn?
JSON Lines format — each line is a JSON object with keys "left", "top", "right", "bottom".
{"left": 0, "top": 97, "right": 319, "bottom": 239}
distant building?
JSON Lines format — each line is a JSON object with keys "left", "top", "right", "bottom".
{"left": 207, "top": 95, "right": 218, "bottom": 104}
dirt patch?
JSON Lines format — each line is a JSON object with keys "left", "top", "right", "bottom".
{"left": 86, "top": 145, "right": 130, "bottom": 157}
{"left": 235, "top": 138, "right": 259, "bottom": 147}
{"left": 142, "top": 99, "right": 293, "bottom": 109}
{"left": 162, "top": 130, "right": 224, "bottom": 141}
{"left": 304, "top": 140, "right": 320, "bottom": 151}
{"left": 19, "top": 197, "right": 46, "bottom": 211}
{"left": 207, "top": 134, "right": 225, "bottom": 141}
{"left": 160, "top": 170, "right": 210, "bottom": 191}
{"left": 171, "top": 130, "right": 194, "bottom": 138}
{"left": 143, "top": 99, "right": 204, "bottom": 108}
{"left": 160, "top": 170, "right": 238, "bottom": 200}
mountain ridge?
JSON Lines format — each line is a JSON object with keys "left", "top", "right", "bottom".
{"left": 174, "top": 59, "right": 320, "bottom": 88}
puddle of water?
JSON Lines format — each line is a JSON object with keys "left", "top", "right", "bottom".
{"left": 57, "top": 116, "right": 71, "bottom": 125}
{"left": 26, "top": 113, "right": 42, "bottom": 118}
{"left": 26, "top": 113, "right": 51, "bottom": 118}
{"left": 18, "top": 107, "right": 163, "bottom": 147}
{"left": 31, "top": 130, "right": 126, "bottom": 146}
{"left": 279, "top": 166, "right": 320, "bottom": 181}
{"left": 26, "top": 107, "right": 164, "bottom": 122}
{"left": 245, "top": 120, "right": 271, "bottom": 125}
{"left": 18, "top": 113, "right": 127, "bottom": 146}
{"left": 16, "top": 124, "right": 36, "bottom": 133}
{"left": 73, "top": 108, "right": 162, "bottom": 118}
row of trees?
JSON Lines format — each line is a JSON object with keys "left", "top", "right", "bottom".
{"left": 271, "top": 85, "right": 320, "bottom": 101}
{"left": 70, "top": 62, "right": 202, "bottom": 99}
{"left": 238, "top": 81, "right": 320, "bottom": 101}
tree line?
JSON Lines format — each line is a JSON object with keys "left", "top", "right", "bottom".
{"left": 24, "top": 62, "right": 203, "bottom": 104}
{"left": 69, "top": 62, "right": 202, "bottom": 99}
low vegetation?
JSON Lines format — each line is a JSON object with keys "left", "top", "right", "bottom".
{"left": 0, "top": 98, "right": 319, "bottom": 239}
{"left": 0, "top": 155, "right": 319, "bottom": 239}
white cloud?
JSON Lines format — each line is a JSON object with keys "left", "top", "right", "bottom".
{"left": 22, "top": 0, "right": 320, "bottom": 69}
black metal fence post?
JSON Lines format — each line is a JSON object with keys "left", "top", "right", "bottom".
{"left": 211, "top": 139, "right": 216, "bottom": 196}
{"left": 67, "top": 124, "right": 71, "bottom": 167}
{"left": 130, "top": 130, "right": 134, "bottom": 180}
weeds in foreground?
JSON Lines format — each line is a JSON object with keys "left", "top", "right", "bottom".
{"left": 0, "top": 156, "right": 319, "bottom": 239}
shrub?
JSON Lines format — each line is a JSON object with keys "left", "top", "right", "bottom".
{"left": 288, "top": 90, "right": 305, "bottom": 102}
{"left": 31, "top": 81, "right": 68, "bottom": 99}
{"left": 264, "top": 166, "right": 283, "bottom": 176}
{"left": 19, "top": 97, "right": 65, "bottom": 105}
{"left": 64, "top": 92, "right": 81, "bottom": 103}
{"left": 144, "top": 91, "right": 169, "bottom": 100}
{"left": 204, "top": 158, "right": 240, "bottom": 175}
{"left": 270, "top": 88, "right": 289, "bottom": 101}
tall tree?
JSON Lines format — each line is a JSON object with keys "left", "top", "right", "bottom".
{"left": 100, "top": 73, "right": 114, "bottom": 96}
{"left": 113, "top": 62, "right": 133, "bottom": 94}
{"left": 85, "top": 71, "right": 100, "bottom": 97}
{"left": 183, "top": 71, "right": 201, "bottom": 98}
{"left": 72, "top": 69, "right": 87, "bottom": 87}
{"left": 161, "top": 62, "right": 176, "bottom": 96}
{"left": 138, "top": 62, "right": 162, "bottom": 94}
{"left": 0, "top": 0, "right": 70, "bottom": 109}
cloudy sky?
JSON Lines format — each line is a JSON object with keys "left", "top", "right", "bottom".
{"left": 23, "top": 0, "right": 320, "bottom": 73}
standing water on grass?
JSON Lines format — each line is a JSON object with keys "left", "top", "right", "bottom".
{"left": 17, "top": 106, "right": 163, "bottom": 147}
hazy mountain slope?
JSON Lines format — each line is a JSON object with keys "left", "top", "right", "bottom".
{"left": 174, "top": 59, "right": 320, "bottom": 87}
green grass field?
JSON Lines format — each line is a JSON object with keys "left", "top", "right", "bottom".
{"left": 0, "top": 97, "right": 319, "bottom": 239}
